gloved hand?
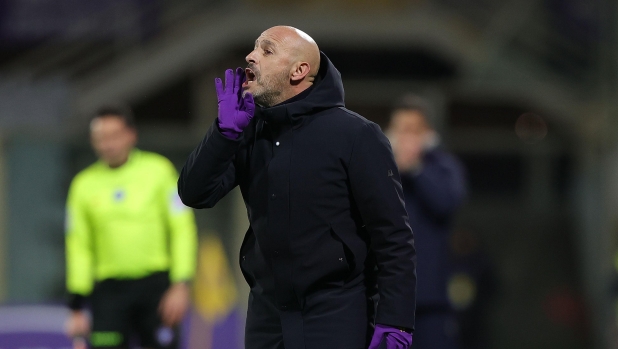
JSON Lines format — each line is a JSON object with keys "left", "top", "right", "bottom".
{"left": 368, "top": 324, "right": 413, "bottom": 349}
{"left": 215, "top": 67, "right": 255, "bottom": 139}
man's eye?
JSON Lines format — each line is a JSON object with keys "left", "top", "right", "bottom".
{"left": 264, "top": 49, "right": 273, "bottom": 55}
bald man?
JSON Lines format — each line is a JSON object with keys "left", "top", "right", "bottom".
{"left": 179, "top": 26, "right": 416, "bottom": 349}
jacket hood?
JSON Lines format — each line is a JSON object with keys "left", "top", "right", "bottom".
{"left": 258, "top": 52, "right": 345, "bottom": 125}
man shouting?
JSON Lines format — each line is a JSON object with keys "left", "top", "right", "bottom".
{"left": 178, "top": 26, "right": 416, "bottom": 349}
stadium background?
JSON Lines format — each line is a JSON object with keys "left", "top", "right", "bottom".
{"left": 0, "top": 0, "right": 616, "bottom": 348}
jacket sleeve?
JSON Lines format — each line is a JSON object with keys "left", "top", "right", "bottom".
{"left": 65, "top": 177, "right": 94, "bottom": 308}
{"left": 162, "top": 162, "right": 198, "bottom": 283}
{"left": 348, "top": 123, "right": 417, "bottom": 330}
{"left": 401, "top": 151, "right": 466, "bottom": 218}
{"left": 178, "top": 119, "right": 243, "bottom": 209}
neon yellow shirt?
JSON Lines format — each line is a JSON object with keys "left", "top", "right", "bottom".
{"left": 65, "top": 149, "right": 197, "bottom": 296}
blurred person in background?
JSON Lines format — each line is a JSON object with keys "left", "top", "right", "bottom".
{"left": 64, "top": 105, "right": 198, "bottom": 349}
{"left": 387, "top": 94, "right": 467, "bottom": 349}
{"left": 178, "top": 26, "right": 416, "bottom": 349}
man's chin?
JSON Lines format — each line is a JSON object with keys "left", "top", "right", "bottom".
{"left": 244, "top": 89, "right": 264, "bottom": 104}
{"left": 244, "top": 85, "right": 260, "bottom": 95}
{"left": 102, "top": 155, "right": 129, "bottom": 168}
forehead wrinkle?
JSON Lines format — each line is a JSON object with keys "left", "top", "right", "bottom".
{"left": 260, "top": 29, "right": 294, "bottom": 48}
{"left": 260, "top": 39, "right": 277, "bottom": 48}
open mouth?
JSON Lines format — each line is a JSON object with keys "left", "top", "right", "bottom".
{"left": 243, "top": 68, "right": 256, "bottom": 88}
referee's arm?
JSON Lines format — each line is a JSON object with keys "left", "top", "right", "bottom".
{"left": 65, "top": 177, "right": 94, "bottom": 310}
{"left": 164, "top": 163, "right": 198, "bottom": 283}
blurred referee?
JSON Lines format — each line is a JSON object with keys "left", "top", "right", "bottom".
{"left": 64, "top": 105, "right": 198, "bottom": 349}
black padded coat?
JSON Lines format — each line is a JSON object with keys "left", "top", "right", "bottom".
{"left": 178, "top": 53, "right": 416, "bottom": 349}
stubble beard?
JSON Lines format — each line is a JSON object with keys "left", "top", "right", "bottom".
{"left": 251, "top": 69, "right": 290, "bottom": 107}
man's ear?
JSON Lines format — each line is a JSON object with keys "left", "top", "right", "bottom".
{"left": 290, "top": 62, "right": 311, "bottom": 82}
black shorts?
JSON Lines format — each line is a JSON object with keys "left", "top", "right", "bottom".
{"left": 90, "top": 272, "right": 179, "bottom": 349}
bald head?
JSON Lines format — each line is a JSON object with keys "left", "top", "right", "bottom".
{"left": 267, "top": 26, "right": 320, "bottom": 78}
{"left": 244, "top": 26, "right": 321, "bottom": 107}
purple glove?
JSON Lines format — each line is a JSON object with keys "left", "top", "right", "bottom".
{"left": 368, "top": 324, "right": 413, "bottom": 349}
{"left": 215, "top": 67, "right": 255, "bottom": 139}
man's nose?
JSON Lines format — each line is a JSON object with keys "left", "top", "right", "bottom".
{"left": 246, "top": 49, "right": 257, "bottom": 64}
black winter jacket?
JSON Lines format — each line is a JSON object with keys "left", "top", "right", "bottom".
{"left": 179, "top": 53, "right": 416, "bottom": 349}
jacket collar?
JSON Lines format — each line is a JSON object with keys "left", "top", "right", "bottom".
{"left": 256, "top": 52, "right": 344, "bottom": 128}
{"left": 258, "top": 85, "right": 314, "bottom": 126}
